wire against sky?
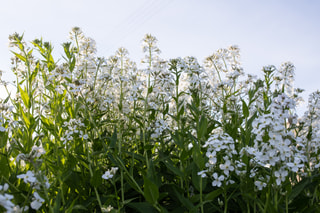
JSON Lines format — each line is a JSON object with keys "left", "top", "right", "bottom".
{"left": 99, "top": 0, "right": 173, "bottom": 56}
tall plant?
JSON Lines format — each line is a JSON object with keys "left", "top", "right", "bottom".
{"left": 0, "top": 28, "right": 319, "bottom": 213}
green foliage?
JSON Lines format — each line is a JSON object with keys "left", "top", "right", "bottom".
{"left": 0, "top": 28, "right": 319, "bottom": 213}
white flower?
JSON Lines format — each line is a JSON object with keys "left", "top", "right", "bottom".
{"left": 44, "top": 176, "right": 51, "bottom": 189}
{"left": 15, "top": 153, "right": 27, "bottom": 162}
{"left": 17, "top": 171, "right": 37, "bottom": 184}
{"left": 110, "top": 167, "right": 118, "bottom": 174}
{"left": 226, "top": 179, "right": 235, "bottom": 185}
{"left": 31, "top": 145, "right": 46, "bottom": 158}
{"left": 12, "top": 205, "right": 29, "bottom": 213}
{"left": 0, "top": 193, "right": 15, "bottom": 211}
{"left": 101, "top": 205, "right": 114, "bottom": 212}
{"left": 102, "top": 167, "right": 118, "bottom": 180}
{"left": 212, "top": 172, "right": 224, "bottom": 187}
{"left": 214, "top": 141, "right": 227, "bottom": 151}
{"left": 102, "top": 171, "right": 113, "bottom": 180}
{"left": 0, "top": 183, "right": 9, "bottom": 191}
{"left": 287, "top": 161, "right": 304, "bottom": 172}
{"left": 219, "top": 160, "right": 234, "bottom": 176}
{"left": 208, "top": 157, "right": 217, "bottom": 165}
{"left": 287, "top": 158, "right": 304, "bottom": 172}
{"left": 197, "top": 170, "right": 208, "bottom": 178}
{"left": 30, "top": 192, "right": 44, "bottom": 210}
{"left": 274, "top": 169, "right": 288, "bottom": 185}
{"left": 249, "top": 168, "right": 257, "bottom": 178}
{"left": 33, "top": 174, "right": 50, "bottom": 190}
{"left": 254, "top": 180, "right": 266, "bottom": 190}
{"left": 82, "top": 134, "right": 89, "bottom": 140}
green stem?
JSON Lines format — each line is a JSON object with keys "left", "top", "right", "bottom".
{"left": 112, "top": 180, "right": 120, "bottom": 210}
{"left": 115, "top": 156, "right": 144, "bottom": 195}
{"left": 42, "top": 183, "right": 54, "bottom": 213}
{"left": 224, "top": 188, "right": 228, "bottom": 213}
{"left": 94, "top": 187, "right": 103, "bottom": 210}
{"left": 200, "top": 177, "right": 204, "bottom": 213}
{"left": 85, "top": 136, "right": 102, "bottom": 211}
{"left": 274, "top": 188, "right": 278, "bottom": 212}
{"left": 286, "top": 194, "right": 288, "bottom": 213}
{"left": 2, "top": 176, "right": 27, "bottom": 200}
{"left": 263, "top": 186, "right": 270, "bottom": 213}
{"left": 120, "top": 169, "right": 125, "bottom": 204}
{"left": 142, "top": 46, "right": 153, "bottom": 170}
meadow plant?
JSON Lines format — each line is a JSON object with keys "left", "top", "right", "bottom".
{"left": 0, "top": 27, "right": 320, "bottom": 212}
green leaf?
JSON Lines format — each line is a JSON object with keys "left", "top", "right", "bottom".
{"left": 53, "top": 190, "right": 62, "bottom": 212}
{"left": 159, "top": 205, "right": 169, "bottom": 213}
{"left": 205, "top": 188, "right": 223, "bottom": 201}
{"left": 109, "top": 154, "right": 144, "bottom": 195}
{"left": 123, "top": 150, "right": 145, "bottom": 161}
{"left": 171, "top": 184, "right": 194, "bottom": 209}
{"left": 41, "top": 116, "right": 55, "bottom": 131}
{"left": 72, "top": 205, "right": 87, "bottom": 211}
{"left": 162, "top": 159, "right": 184, "bottom": 178}
{"left": 0, "top": 152, "right": 10, "bottom": 179}
{"left": 70, "top": 56, "right": 76, "bottom": 72}
{"left": 242, "top": 99, "right": 249, "bottom": 118}
{"left": 191, "top": 163, "right": 206, "bottom": 191}
{"left": 171, "top": 130, "right": 184, "bottom": 149}
{"left": 163, "top": 103, "right": 169, "bottom": 115}
{"left": 109, "top": 126, "right": 117, "bottom": 149}
{"left": 148, "top": 86, "right": 153, "bottom": 94}
{"left": 3, "top": 95, "right": 10, "bottom": 104}
{"left": 147, "top": 159, "right": 160, "bottom": 187}
{"left": 30, "top": 62, "right": 39, "bottom": 83}
{"left": 132, "top": 115, "right": 144, "bottom": 128}
{"left": 19, "top": 104, "right": 30, "bottom": 128}
{"left": 0, "top": 126, "right": 8, "bottom": 149}
{"left": 197, "top": 115, "right": 207, "bottom": 139}
{"left": 90, "top": 169, "right": 102, "bottom": 187}
{"left": 289, "top": 176, "right": 311, "bottom": 201}
{"left": 193, "top": 140, "right": 205, "bottom": 169}
{"left": 65, "top": 196, "right": 80, "bottom": 213}
{"left": 63, "top": 42, "right": 72, "bottom": 59}
{"left": 11, "top": 51, "right": 26, "bottom": 62}
{"left": 177, "top": 104, "right": 185, "bottom": 119}
{"left": 126, "top": 202, "right": 157, "bottom": 213}
{"left": 144, "top": 176, "right": 159, "bottom": 205}
{"left": 18, "top": 85, "right": 30, "bottom": 108}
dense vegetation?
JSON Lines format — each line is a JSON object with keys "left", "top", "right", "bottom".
{"left": 1, "top": 27, "right": 320, "bottom": 212}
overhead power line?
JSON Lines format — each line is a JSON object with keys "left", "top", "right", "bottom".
{"left": 99, "top": 0, "right": 174, "bottom": 57}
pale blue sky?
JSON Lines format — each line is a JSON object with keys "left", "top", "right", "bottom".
{"left": 1, "top": 0, "right": 320, "bottom": 113}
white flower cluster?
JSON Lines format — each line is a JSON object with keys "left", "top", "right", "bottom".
{"left": 16, "top": 145, "right": 46, "bottom": 164}
{"left": 275, "top": 62, "right": 295, "bottom": 96}
{"left": 61, "top": 118, "right": 88, "bottom": 145}
{"left": 15, "top": 170, "right": 50, "bottom": 210}
{"left": 11, "top": 144, "right": 49, "bottom": 211}
{"left": 0, "top": 183, "right": 29, "bottom": 212}
{"left": 0, "top": 101, "right": 13, "bottom": 133}
{"left": 242, "top": 94, "right": 304, "bottom": 189}
{"left": 101, "top": 205, "right": 115, "bottom": 212}
{"left": 200, "top": 88, "right": 320, "bottom": 191}
{"left": 199, "top": 129, "right": 245, "bottom": 187}
{"left": 102, "top": 167, "right": 118, "bottom": 180}
{"left": 149, "top": 119, "right": 170, "bottom": 139}
{"left": 0, "top": 183, "right": 14, "bottom": 212}
{"left": 300, "top": 90, "right": 320, "bottom": 170}
{"left": 197, "top": 48, "right": 320, "bottom": 191}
